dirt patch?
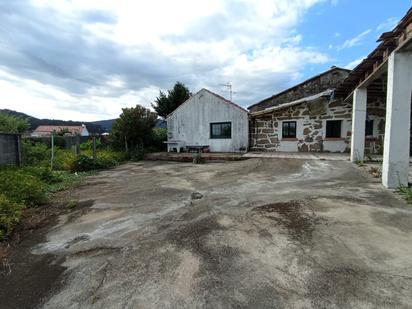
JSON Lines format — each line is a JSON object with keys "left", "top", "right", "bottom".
{"left": 253, "top": 201, "right": 323, "bottom": 244}
{"left": 0, "top": 198, "right": 95, "bottom": 309}
{"left": 0, "top": 217, "right": 66, "bottom": 309}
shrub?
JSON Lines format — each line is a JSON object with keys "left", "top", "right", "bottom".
{"left": 70, "top": 155, "right": 97, "bottom": 172}
{"left": 0, "top": 194, "right": 24, "bottom": 240}
{"left": 22, "top": 139, "right": 50, "bottom": 166}
{"left": 130, "top": 145, "right": 145, "bottom": 161}
{"left": 151, "top": 128, "right": 167, "bottom": 151}
{"left": 70, "top": 150, "right": 129, "bottom": 172}
{"left": 53, "top": 148, "right": 77, "bottom": 171}
{"left": 0, "top": 168, "right": 47, "bottom": 206}
{"left": 22, "top": 166, "right": 64, "bottom": 184}
{"left": 80, "top": 138, "right": 102, "bottom": 151}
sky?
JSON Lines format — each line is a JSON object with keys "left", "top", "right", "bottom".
{"left": 0, "top": 0, "right": 411, "bottom": 121}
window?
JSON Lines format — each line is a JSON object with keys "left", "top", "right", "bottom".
{"left": 365, "top": 119, "right": 373, "bottom": 136}
{"left": 326, "top": 120, "right": 342, "bottom": 138}
{"left": 282, "top": 121, "right": 297, "bottom": 139}
{"left": 210, "top": 122, "right": 231, "bottom": 139}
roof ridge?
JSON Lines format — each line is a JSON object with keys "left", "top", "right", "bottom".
{"left": 248, "top": 66, "right": 350, "bottom": 109}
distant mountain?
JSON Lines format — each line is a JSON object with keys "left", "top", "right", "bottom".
{"left": 91, "top": 119, "right": 116, "bottom": 131}
{"left": 0, "top": 109, "right": 104, "bottom": 133}
{"left": 0, "top": 109, "right": 167, "bottom": 133}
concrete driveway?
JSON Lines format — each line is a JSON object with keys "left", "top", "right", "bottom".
{"left": 4, "top": 159, "right": 412, "bottom": 308}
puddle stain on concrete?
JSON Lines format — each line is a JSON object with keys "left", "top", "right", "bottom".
{"left": 253, "top": 201, "right": 325, "bottom": 244}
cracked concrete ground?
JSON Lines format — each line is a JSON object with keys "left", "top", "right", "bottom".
{"left": 2, "top": 158, "right": 412, "bottom": 309}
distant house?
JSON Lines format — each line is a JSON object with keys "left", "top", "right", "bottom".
{"left": 31, "top": 124, "right": 89, "bottom": 137}
{"left": 166, "top": 88, "right": 249, "bottom": 152}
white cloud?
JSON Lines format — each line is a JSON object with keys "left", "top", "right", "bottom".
{"left": 376, "top": 17, "right": 398, "bottom": 32}
{"left": 338, "top": 29, "right": 371, "bottom": 50}
{"left": 345, "top": 56, "right": 365, "bottom": 69}
{"left": 0, "top": 0, "right": 331, "bottom": 120}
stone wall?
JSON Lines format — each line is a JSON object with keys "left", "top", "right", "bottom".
{"left": 250, "top": 96, "right": 387, "bottom": 153}
{"left": 250, "top": 97, "right": 353, "bottom": 152}
{"left": 249, "top": 68, "right": 350, "bottom": 113}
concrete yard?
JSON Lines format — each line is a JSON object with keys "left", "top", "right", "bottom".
{"left": 2, "top": 158, "right": 412, "bottom": 308}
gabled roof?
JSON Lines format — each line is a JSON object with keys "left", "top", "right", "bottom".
{"left": 33, "top": 125, "right": 87, "bottom": 134}
{"left": 248, "top": 66, "right": 350, "bottom": 110}
{"left": 167, "top": 88, "right": 248, "bottom": 118}
{"left": 251, "top": 89, "right": 334, "bottom": 116}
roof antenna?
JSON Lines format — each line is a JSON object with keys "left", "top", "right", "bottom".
{"left": 219, "top": 82, "right": 236, "bottom": 101}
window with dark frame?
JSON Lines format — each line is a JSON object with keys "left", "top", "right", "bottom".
{"left": 210, "top": 122, "right": 231, "bottom": 139}
{"left": 365, "top": 119, "right": 373, "bottom": 136}
{"left": 326, "top": 120, "right": 342, "bottom": 138}
{"left": 282, "top": 121, "right": 297, "bottom": 139}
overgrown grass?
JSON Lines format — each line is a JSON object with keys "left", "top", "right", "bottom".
{"left": 1, "top": 142, "right": 129, "bottom": 240}
{"left": 0, "top": 166, "right": 90, "bottom": 240}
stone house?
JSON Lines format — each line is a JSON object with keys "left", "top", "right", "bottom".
{"left": 166, "top": 88, "right": 249, "bottom": 152}
{"left": 248, "top": 66, "right": 386, "bottom": 153}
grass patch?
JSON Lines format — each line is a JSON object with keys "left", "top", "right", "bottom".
{"left": 46, "top": 171, "right": 91, "bottom": 193}
{"left": 0, "top": 166, "right": 91, "bottom": 241}
{"left": 397, "top": 185, "right": 412, "bottom": 205}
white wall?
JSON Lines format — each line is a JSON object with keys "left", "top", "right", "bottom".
{"left": 167, "top": 89, "right": 249, "bottom": 152}
{"left": 276, "top": 118, "right": 351, "bottom": 153}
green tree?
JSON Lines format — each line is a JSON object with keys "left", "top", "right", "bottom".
{"left": 0, "top": 112, "right": 29, "bottom": 133}
{"left": 152, "top": 82, "right": 191, "bottom": 118}
{"left": 111, "top": 105, "right": 157, "bottom": 150}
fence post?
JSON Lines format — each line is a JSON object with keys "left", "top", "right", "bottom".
{"left": 51, "top": 133, "right": 54, "bottom": 170}
{"left": 92, "top": 135, "right": 97, "bottom": 160}
{"left": 76, "top": 136, "right": 80, "bottom": 155}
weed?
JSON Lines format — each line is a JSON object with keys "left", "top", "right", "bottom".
{"left": 369, "top": 166, "right": 382, "bottom": 178}
{"left": 355, "top": 160, "right": 365, "bottom": 167}
{"left": 67, "top": 200, "right": 77, "bottom": 209}
{"left": 397, "top": 185, "right": 412, "bottom": 205}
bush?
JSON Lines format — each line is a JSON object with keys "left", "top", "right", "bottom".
{"left": 22, "top": 166, "right": 63, "bottom": 184}
{"left": 80, "top": 138, "right": 102, "bottom": 151}
{"left": 70, "top": 155, "right": 97, "bottom": 172}
{"left": 22, "top": 139, "right": 50, "bottom": 166}
{"left": 70, "top": 150, "right": 128, "bottom": 172}
{"left": 151, "top": 128, "right": 167, "bottom": 151}
{"left": 53, "top": 148, "right": 77, "bottom": 171}
{"left": 0, "top": 194, "right": 24, "bottom": 240}
{"left": 0, "top": 168, "right": 47, "bottom": 206}
{"left": 130, "top": 145, "right": 145, "bottom": 161}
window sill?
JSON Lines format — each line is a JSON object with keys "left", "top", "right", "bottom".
{"left": 281, "top": 138, "right": 298, "bottom": 141}
{"left": 324, "top": 137, "right": 345, "bottom": 141}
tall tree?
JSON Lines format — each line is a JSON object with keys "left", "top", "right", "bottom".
{"left": 152, "top": 82, "right": 191, "bottom": 118}
{"left": 111, "top": 105, "right": 157, "bottom": 150}
{"left": 0, "top": 112, "right": 29, "bottom": 133}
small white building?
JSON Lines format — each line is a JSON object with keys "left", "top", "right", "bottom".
{"left": 166, "top": 88, "right": 249, "bottom": 152}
